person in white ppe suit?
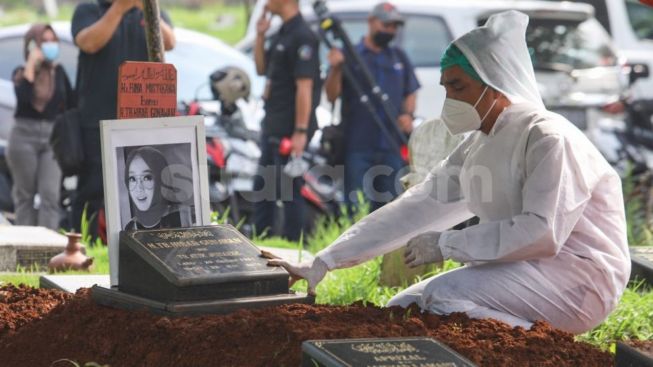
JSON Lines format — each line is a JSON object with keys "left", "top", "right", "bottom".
{"left": 270, "top": 10, "right": 630, "bottom": 334}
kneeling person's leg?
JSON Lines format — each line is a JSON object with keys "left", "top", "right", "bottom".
{"left": 414, "top": 261, "right": 606, "bottom": 333}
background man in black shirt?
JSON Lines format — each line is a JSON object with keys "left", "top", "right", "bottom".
{"left": 253, "top": 0, "right": 321, "bottom": 241}
{"left": 71, "top": 0, "right": 175, "bottom": 238}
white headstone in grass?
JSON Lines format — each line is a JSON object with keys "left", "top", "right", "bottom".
{"left": 0, "top": 226, "right": 67, "bottom": 272}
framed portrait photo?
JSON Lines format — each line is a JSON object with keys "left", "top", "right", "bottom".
{"left": 101, "top": 116, "right": 210, "bottom": 286}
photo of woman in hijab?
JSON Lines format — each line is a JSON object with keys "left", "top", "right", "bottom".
{"left": 123, "top": 146, "right": 184, "bottom": 230}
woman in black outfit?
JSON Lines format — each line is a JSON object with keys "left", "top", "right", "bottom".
{"left": 7, "top": 24, "right": 75, "bottom": 229}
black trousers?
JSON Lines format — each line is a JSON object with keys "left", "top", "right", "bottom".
{"left": 72, "top": 126, "right": 104, "bottom": 238}
{"left": 253, "top": 135, "right": 305, "bottom": 241}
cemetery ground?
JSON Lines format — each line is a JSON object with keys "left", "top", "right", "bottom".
{"left": 1, "top": 3, "right": 652, "bottom": 366}
{"left": 0, "top": 209, "right": 652, "bottom": 366}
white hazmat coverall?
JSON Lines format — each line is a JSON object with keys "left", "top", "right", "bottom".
{"left": 315, "top": 11, "right": 630, "bottom": 334}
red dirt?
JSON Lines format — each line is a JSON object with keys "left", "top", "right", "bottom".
{"left": 0, "top": 284, "right": 72, "bottom": 339}
{"left": 0, "top": 284, "right": 614, "bottom": 367}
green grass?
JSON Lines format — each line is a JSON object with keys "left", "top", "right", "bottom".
{"left": 0, "top": 244, "right": 111, "bottom": 288}
{"left": 282, "top": 200, "right": 462, "bottom": 306}
{"left": 167, "top": 3, "right": 248, "bottom": 45}
{"left": 0, "top": 269, "right": 41, "bottom": 288}
{"left": 0, "top": 5, "right": 75, "bottom": 28}
{"left": 580, "top": 281, "right": 653, "bottom": 349}
{"left": 0, "top": 3, "right": 248, "bottom": 45}
{"left": 623, "top": 167, "right": 653, "bottom": 247}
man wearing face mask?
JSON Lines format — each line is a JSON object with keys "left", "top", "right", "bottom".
{"left": 324, "top": 2, "right": 420, "bottom": 213}
{"left": 70, "top": 0, "right": 175, "bottom": 238}
{"left": 271, "top": 11, "right": 630, "bottom": 335}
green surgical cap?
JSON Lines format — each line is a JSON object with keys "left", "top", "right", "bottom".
{"left": 440, "top": 44, "right": 483, "bottom": 83}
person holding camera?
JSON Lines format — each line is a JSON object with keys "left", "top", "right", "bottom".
{"left": 324, "top": 2, "right": 420, "bottom": 213}
{"left": 7, "top": 24, "right": 75, "bottom": 229}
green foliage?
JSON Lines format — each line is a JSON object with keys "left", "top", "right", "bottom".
{"left": 167, "top": 4, "right": 248, "bottom": 45}
{"left": 0, "top": 4, "right": 75, "bottom": 28}
{"left": 301, "top": 256, "right": 402, "bottom": 306}
{"left": 0, "top": 3, "right": 247, "bottom": 46}
{"left": 622, "top": 169, "right": 653, "bottom": 246}
{"left": 77, "top": 204, "right": 102, "bottom": 248}
{"left": 0, "top": 265, "right": 41, "bottom": 288}
{"left": 579, "top": 281, "right": 653, "bottom": 348}
{"left": 305, "top": 194, "right": 369, "bottom": 254}
{"left": 0, "top": 245, "right": 110, "bottom": 288}
{"left": 210, "top": 207, "right": 232, "bottom": 225}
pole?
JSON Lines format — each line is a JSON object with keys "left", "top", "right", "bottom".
{"left": 142, "top": 0, "right": 164, "bottom": 62}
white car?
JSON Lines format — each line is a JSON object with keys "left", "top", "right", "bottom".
{"left": 542, "top": 0, "right": 653, "bottom": 99}
{"left": 0, "top": 22, "right": 264, "bottom": 142}
{"left": 238, "top": 0, "right": 627, "bottom": 133}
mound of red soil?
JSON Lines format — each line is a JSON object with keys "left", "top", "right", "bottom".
{"left": 0, "top": 284, "right": 72, "bottom": 339}
{"left": 0, "top": 285, "right": 612, "bottom": 367}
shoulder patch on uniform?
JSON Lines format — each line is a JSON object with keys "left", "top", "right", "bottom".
{"left": 298, "top": 44, "right": 313, "bottom": 61}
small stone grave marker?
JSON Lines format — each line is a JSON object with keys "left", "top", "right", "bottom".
{"left": 302, "top": 337, "right": 477, "bottom": 367}
{"left": 40, "top": 274, "right": 110, "bottom": 293}
{"left": 630, "top": 247, "right": 653, "bottom": 285}
{"left": 92, "top": 224, "right": 311, "bottom": 315}
{"left": 0, "top": 226, "right": 66, "bottom": 271}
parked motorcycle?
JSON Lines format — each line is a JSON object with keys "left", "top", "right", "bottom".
{"left": 596, "top": 64, "right": 653, "bottom": 174}
{"left": 179, "top": 67, "right": 261, "bottom": 236}
{"left": 182, "top": 65, "right": 346, "bottom": 238}
{"left": 271, "top": 135, "right": 344, "bottom": 235}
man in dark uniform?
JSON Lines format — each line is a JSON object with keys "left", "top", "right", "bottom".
{"left": 324, "top": 2, "right": 420, "bottom": 213}
{"left": 71, "top": 0, "right": 175, "bottom": 237}
{"left": 253, "top": 0, "right": 320, "bottom": 241}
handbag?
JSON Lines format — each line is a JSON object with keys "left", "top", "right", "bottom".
{"left": 320, "top": 124, "right": 346, "bottom": 166}
{"left": 50, "top": 108, "right": 84, "bottom": 176}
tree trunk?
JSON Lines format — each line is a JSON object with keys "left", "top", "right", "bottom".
{"left": 43, "top": 0, "right": 58, "bottom": 18}
{"left": 142, "top": 0, "right": 164, "bottom": 62}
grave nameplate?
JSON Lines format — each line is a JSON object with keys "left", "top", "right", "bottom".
{"left": 117, "top": 61, "right": 177, "bottom": 119}
{"left": 118, "top": 224, "right": 289, "bottom": 302}
{"left": 630, "top": 247, "right": 653, "bottom": 286}
{"left": 302, "top": 337, "right": 477, "bottom": 367}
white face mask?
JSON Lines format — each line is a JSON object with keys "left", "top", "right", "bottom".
{"left": 441, "top": 86, "right": 497, "bottom": 135}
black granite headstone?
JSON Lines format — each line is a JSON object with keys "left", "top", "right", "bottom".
{"left": 630, "top": 247, "right": 653, "bottom": 286}
{"left": 302, "top": 337, "right": 477, "bottom": 367}
{"left": 118, "top": 225, "right": 289, "bottom": 302}
{"left": 92, "top": 225, "right": 312, "bottom": 315}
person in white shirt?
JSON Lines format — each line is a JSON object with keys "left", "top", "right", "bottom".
{"left": 270, "top": 10, "right": 630, "bottom": 334}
